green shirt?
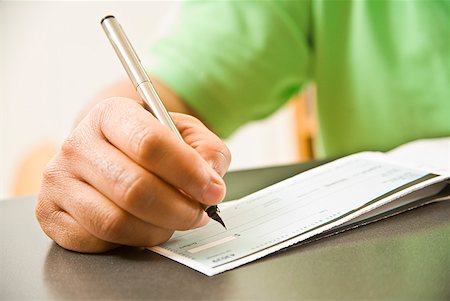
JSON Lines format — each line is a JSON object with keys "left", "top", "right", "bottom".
{"left": 150, "top": 0, "right": 450, "bottom": 158}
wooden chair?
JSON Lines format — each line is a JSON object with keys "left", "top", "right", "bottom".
{"left": 291, "top": 85, "right": 317, "bottom": 162}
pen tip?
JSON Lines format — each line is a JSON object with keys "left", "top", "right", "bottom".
{"left": 206, "top": 205, "right": 227, "bottom": 229}
{"left": 216, "top": 216, "right": 227, "bottom": 229}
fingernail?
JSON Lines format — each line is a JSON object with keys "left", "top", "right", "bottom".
{"left": 202, "top": 179, "right": 225, "bottom": 204}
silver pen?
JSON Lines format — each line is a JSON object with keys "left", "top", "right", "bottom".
{"left": 100, "top": 15, "right": 226, "bottom": 229}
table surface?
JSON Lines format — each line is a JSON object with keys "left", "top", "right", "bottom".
{"left": 1, "top": 161, "right": 450, "bottom": 300}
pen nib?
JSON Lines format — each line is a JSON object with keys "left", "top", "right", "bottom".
{"left": 206, "top": 205, "right": 227, "bottom": 229}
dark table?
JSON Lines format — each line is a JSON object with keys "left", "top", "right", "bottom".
{"left": 1, "top": 162, "right": 450, "bottom": 300}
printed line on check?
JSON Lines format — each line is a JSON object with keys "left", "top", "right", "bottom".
{"left": 188, "top": 235, "right": 237, "bottom": 254}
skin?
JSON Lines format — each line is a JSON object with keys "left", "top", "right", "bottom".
{"left": 36, "top": 79, "right": 231, "bottom": 253}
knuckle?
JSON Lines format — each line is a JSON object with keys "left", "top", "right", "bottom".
{"left": 60, "top": 134, "right": 82, "bottom": 159}
{"left": 59, "top": 120, "right": 98, "bottom": 164}
{"left": 131, "top": 125, "right": 164, "bottom": 160}
{"left": 101, "top": 160, "right": 155, "bottom": 212}
{"left": 103, "top": 159, "right": 130, "bottom": 190}
{"left": 90, "top": 97, "right": 129, "bottom": 132}
{"left": 89, "top": 99, "right": 116, "bottom": 129}
{"left": 35, "top": 198, "right": 66, "bottom": 242}
{"left": 95, "top": 211, "right": 127, "bottom": 242}
{"left": 120, "top": 172, "right": 154, "bottom": 210}
{"left": 36, "top": 191, "right": 116, "bottom": 253}
{"left": 35, "top": 197, "right": 54, "bottom": 226}
{"left": 41, "top": 160, "right": 71, "bottom": 186}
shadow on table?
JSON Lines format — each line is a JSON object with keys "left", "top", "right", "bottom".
{"left": 42, "top": 201, "right": 450, "bottom": 300}
{"left": 43, "top": 244, "right": 237, "bottom": 300}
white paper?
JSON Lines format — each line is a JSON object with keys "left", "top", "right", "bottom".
{"left": 150, "top": 152, "right": 448, "bottom": 276}
{"left": 386, "top": 137, "right": 450, "bottom": 175}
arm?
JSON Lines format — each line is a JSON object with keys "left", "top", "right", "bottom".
{"left": 148, "top": 1, "right": 311, "bottom": 138}
{"left": 76, "top": 77, "right": 198, "bottom": 124}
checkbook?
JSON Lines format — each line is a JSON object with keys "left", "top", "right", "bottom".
{"left": 150, "top": 150, "right": 450, "bottom": 276}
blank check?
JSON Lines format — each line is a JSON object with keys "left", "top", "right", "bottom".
{"left": 150, "top": 152, "right": 449, "bottom": 276}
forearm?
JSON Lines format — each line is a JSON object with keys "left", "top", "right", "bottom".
{"left": 76, "top": 77, "right": 196, "bottom": 125}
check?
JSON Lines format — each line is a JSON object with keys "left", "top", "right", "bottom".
{"left": 150, "top": 152, "right": 448, "bottom": 276}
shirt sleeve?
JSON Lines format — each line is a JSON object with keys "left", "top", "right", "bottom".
{"left": 149, "top": 0, "right": 311, "bottom": 137}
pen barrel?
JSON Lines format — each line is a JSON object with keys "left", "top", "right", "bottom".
{"left": 101, "top": 16, "right": 149, "bottom": 88}
{"left": 137, "top": 82, "right": 183, "bottom": 140}
{"left": 101, "top": 15, "right": 183, "bottom": 141}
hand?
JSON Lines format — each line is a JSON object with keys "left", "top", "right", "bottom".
{"left": 36, "top": 97, "right": 231, "bottom": 253}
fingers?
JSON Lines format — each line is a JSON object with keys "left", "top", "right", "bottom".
{"left": 91, "top": 98, "right": 227, "bottom": 205}
{"left": 64, "top": 130, "right": 210, "bottom": 230}
{"left": 37, "top": 166, "right": 174, "bottom": 250}
{"left": 36, "top": 195, "right": 117, "bottom": 253}
{"left": 36, "top": 96, "right": 231, "bottom": 253}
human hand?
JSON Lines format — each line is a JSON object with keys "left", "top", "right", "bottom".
{"left": 36, "top": 97, "right": 231, "bottom": 253}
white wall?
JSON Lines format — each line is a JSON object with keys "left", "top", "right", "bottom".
{"left": 0, "top": 1, "right": 298, "bottom": 199}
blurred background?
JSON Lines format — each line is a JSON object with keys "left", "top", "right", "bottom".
{"left": 0, "top": 1, "right": 305, "bottom": 199}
